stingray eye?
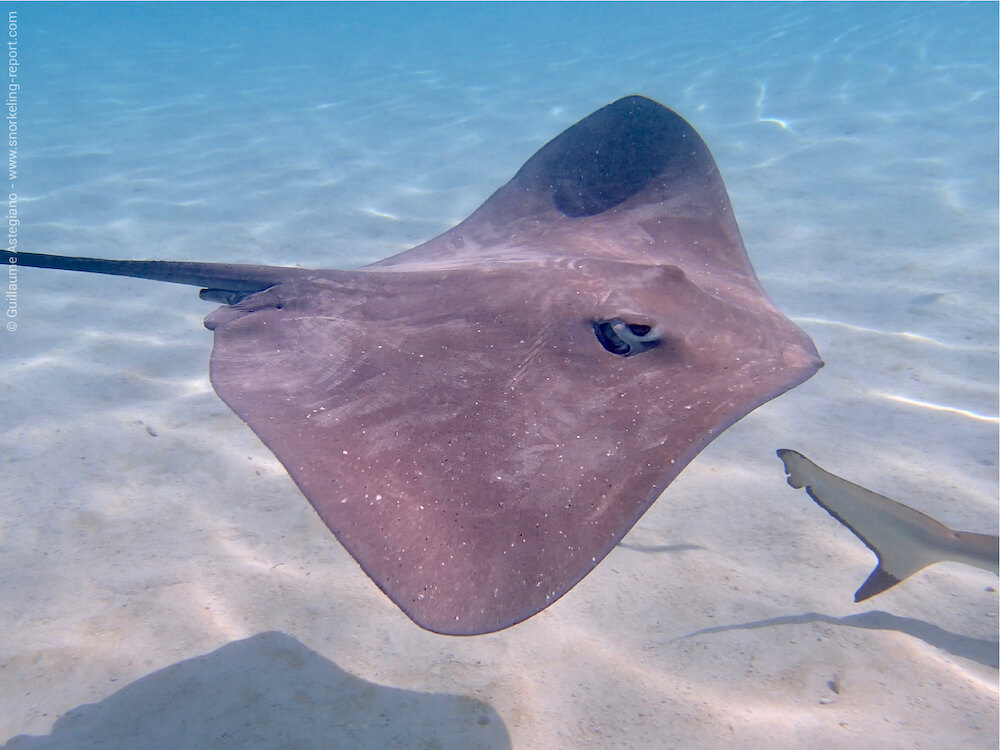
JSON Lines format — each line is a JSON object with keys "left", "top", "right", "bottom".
{"left": 593, "top": 318, "right": 661, "bottom": 357}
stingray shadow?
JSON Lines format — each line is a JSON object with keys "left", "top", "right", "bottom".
{"left": 2, "top": 632, "right": 510, "bottom": 750}
{"left": 616, "top": 542, "right": 704, "bottom": 554}
{"left": 675, "top": 610, "right": 998, "bottom": 669}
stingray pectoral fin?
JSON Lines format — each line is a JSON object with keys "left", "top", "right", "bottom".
{"left": 777, "top": 449, "right": 999, "bottom": 602}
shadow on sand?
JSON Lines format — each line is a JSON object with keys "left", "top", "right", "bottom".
{"left": 3, "top": 631, "right": 510, "bottom": 750}
{"left": 675, "top": 610, "right": 998, "bottom": 669}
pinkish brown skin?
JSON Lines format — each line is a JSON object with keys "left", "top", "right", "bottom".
{"left": 6, "top": 97, "right": 822, "bottom": 635}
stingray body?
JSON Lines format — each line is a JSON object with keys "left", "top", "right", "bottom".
{"left": 8, "top": 96, "right": 822, "bottom": 634}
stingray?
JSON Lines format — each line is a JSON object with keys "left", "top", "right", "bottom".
{"left": 778, "top": 449, "right": 999, "bottom": 601}
{"left": 7, "top": 96, "right": 822, "bottom": 635}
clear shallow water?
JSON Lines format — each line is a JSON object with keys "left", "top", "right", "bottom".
{"left": 3, "top": 3, "right": 998, "bottom": 748}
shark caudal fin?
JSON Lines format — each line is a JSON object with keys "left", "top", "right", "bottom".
{"left": 777, "top": 449, "right": 999, "bottom": 601}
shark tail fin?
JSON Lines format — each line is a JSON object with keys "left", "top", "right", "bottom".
{"left": 776, "top": 449, "right": 999, "bottom": 602}
{"left": 855, "top": 562, "right": 906, "bottom": 601}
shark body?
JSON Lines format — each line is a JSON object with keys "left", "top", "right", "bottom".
{"left": 777, "top": 449, "right": 998, "bottom": 601}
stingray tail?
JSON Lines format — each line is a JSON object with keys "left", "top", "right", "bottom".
{"left": 3, "top": 251, "right": 310, "bottom": 303}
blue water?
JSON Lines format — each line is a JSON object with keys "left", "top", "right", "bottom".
{"left": 4, "top": 3, "right": 998, "bottom": 748}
